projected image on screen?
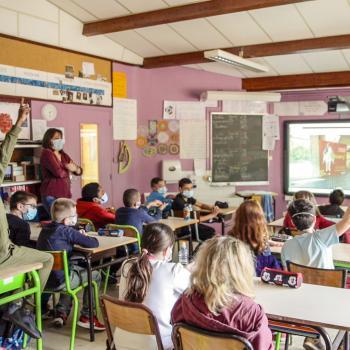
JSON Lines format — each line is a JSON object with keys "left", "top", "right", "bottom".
{"left": 285, "top": 121, "right": 350, "bottom": 195}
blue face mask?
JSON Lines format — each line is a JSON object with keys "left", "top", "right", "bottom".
{"left": 183, "top": 190, "right": 194, "bottom": 198}
{"left": 23, "top": 207, "right": 37, "bottom": 221}
{"left": 157, "top": 187, "right": 167, "bottom": 195}
{"left": 52, "top": 138, "right": 65, "bottom": 151}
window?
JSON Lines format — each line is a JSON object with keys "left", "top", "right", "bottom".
{"left": 80, "top": 124, "right": 99, "bottom": 187}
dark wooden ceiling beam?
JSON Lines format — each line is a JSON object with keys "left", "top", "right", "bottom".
{"left": 242, "top": 71, "right": 350, "bottom": 91}
{"left": 83, "top": 0, "right": 310, "bottom": 36}
{"left": 143, "top": 34, "right": 350, "bottom": 68}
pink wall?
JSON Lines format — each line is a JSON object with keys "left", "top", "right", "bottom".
{"left": 112, "top": 63, "right": 241, "bottom": 206}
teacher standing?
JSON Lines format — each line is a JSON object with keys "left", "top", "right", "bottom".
{"left": 40, "top": 128, "right": 82, "bottom": 214}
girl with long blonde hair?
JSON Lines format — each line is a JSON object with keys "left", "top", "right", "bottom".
{"left": 171, "top": 236, "right": 273, "bottom": 350}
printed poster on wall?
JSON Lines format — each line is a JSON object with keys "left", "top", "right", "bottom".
{"left": 113, "top": 97, "right": 137, "bottom": 140}
{"left": 0, "top": 102, "right": 31, "bottom": 140}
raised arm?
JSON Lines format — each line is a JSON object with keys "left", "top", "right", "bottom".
{"left": 0, "top": 99, "right": 29, "bottom": 184}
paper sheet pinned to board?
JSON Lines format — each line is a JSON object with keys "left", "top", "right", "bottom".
{"left": 32, "top": 119, "right": 47, "bottom": 141}
{"left": 82, "top": 62, "right": 95, "bottom": 77}
{"left": 113, "top": 71, "right": 127, "bottom": 98}
{"left": 194, "top": 159, "right": 206, "bottom": 176}
{"left": 262, "top": 115, "right": 279, "bottom": 150}
{"left": 163, "top": 101, "right": 207, "bottom": 120}
{"left": 113, "top": 97, "right": 137, "bottom": 140}
{"left": 180, "top": 120, "right": 207, "bottom": 159}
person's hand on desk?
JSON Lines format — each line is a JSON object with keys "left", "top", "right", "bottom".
{"left": 159, "top": 203, "right": 167, "bottom": 211}
{"left": 146, "top": 200, "right": 162, "bottom": 208}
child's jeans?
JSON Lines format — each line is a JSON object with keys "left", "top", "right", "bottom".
{"left": 55, "top": 265, "right": 101, "bottom": 318}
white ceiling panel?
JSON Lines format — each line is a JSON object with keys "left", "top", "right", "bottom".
{"left": 108, "top": 30, "right": 165, "bottom": 57}
{"left": 296, "top": 0, "right": 350, "bottom": 37}
{"left": 207, "top": 12, "right": 271, "bottom": 46}
{"left": 301, "top": 50, "right": 350, "bottom": 73}
{"left": 48, "top": 0, "right": 97, "bottom": 21}
{"left": 249, "top": 4, "right": 313, "bottom": 42}
{"left": 264, "top": 54, "right": 313, "bottom": 75}
{"left": 136, "top": 25, "right": 196, "bottom": 54}
{"left": 198, "top": 62, "right": 247, "bottom": 77}
{"left": 73, "top": 0, "right": 129, "bottom": 19}
{"left": 116, "top": 0, "right": 167, "bottom": 13}
{"left": 169, "top": 19, "right": 231, "bottom": 50}
{"left": 163, "top": 0, "right": 207, "bottom": 6}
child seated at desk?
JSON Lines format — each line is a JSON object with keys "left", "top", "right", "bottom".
{"left": 7, "top": 191, "right": 38, "bottom": 248}
{"left": 230, "top": 200, "right": 281, "bottom": 277}
{"left": 283, "top": 190, "right": 333, "bottom": 231}
{"left": 171, "top": 236, "right": 273, "bottom": 350}
{"left": 37, "top": 198, "right": 104, "bottom": 330}
{"left": 76, "top": 182, "right": 115, "bottom": 230}
{"left": 116, "top": 189, "right": 166, "bottom": 235}
{"left": 146, "top": 177, "right": 173, "bottom": 217}
{"left": 172, "top": 178, "right": 219, "bottom": 241}
{"left": 319, "top": 189, "right": 345, "bottom": 218}
{"left": 117, "top": 223, "right": 190, "bottom": 350}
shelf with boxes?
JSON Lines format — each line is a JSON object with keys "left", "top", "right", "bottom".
{"left": 4, "top": 143, "right": 41, "bottom": 185}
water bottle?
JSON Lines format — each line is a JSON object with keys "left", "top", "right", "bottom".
{"left": 178, "top": 240, "right": 189, "bottom": 265}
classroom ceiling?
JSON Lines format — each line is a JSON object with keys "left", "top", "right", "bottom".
{"left": 48, "top": 0, "right": 350, "bottom": 79}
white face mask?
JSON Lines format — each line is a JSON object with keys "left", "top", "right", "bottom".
{"left": 135, "top": 201, "right": 141, "bottom": 209}
{"left": 67, "top": 215, "right": 77, "bottom": 226}
{"left": 183, "top": 190, "right": 194, "bottom": 198}
{"left": 100, "top": 192, "right": 108, "bottom": 204}
{"left": 157, "top": 186, "right": 167, "bottom": 195}
{"left": 52, "top": 138, "right": 65, "bottom": 151}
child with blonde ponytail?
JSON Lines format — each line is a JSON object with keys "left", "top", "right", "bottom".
{"left": 116, "top": 223, "right": 190, "bottom": 350}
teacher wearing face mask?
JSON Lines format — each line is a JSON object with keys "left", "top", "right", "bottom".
{"left": 40, "top": 128, "right": 82, "bottom": 215}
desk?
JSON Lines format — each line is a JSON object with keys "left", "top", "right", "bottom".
{"left": 30, "top": 227, "right": 137, "bottom": 342}
{"left": 255, "top": 279, "right": 350, "bottom": 348}
{"left": 0, "top": 263, "right": 43, "bottom": 350}
{"left": 193, "top": 207, "right": 236, "bottom": 235}
{"left": 158, "top": 217, "right": 198, "bottom": 231}
{"left": 267, "top": 217, "right": 284, "bottom": 233}
{"left": 0, "top": 262, "right": 43, "bottom": 280}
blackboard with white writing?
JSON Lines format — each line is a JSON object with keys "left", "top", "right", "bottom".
{"left": 211, "top": 113, "right": 268, "bottom": 183}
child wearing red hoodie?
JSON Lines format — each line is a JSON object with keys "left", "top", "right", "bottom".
{"left": 76, "top": 182, "right": 115, "bottom": 230}
{"left": 171, "top": 236, "right": 273, "bottom": 350}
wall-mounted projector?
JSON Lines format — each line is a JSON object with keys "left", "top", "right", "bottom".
{"left": 328, "top": 96, "right": 350, "bottom": 113}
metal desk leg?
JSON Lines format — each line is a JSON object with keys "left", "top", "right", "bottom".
{"left": 221, "top": 219, "right": 225, "bottom": 236}
{"left": 345, "top": 331, "right": 349, "bottom": 350}
{"left": 85, "top": 254, "right": 95, "bottom": 342}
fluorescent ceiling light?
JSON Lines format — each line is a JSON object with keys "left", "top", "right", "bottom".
{"left": 204, "top": 49, "right": 269, "bottom": 73}
{"left": 201, "top": 91, "right": 281, "bottom": 102}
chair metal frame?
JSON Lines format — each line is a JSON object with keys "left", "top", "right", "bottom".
{"left": 42, "top": 250, "right": 99, "bottom": 350}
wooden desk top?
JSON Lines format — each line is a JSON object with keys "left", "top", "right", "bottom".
{"left": 270, "top": 243, "right": 350, "bottom": 265}
{"left": 267, "top": 217, "right": 284, "bottom": 227}
{"left": 193, "top": 206, "right": 237, "bottom": 216}
{"left": 158, "top": 217, "right": 198, "bottom": 231}
{"left": 0, "top": 262, "right": 43, "bottom": 280}
{"left": 74, "top": 233, "right": 138, "bottom": 254}
{"left": 255, "top": 278, "right": 350, "bottom": 330}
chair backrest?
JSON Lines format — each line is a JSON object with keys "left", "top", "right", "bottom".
{"left": 100, "top": 295, "right": 164, "bottom": 350}
{"left": 45, "top": 251, "right": 72, "bottom": 290}
{"left": 106, "top": 224, "right": 141, "bottom": 249}
{"left": 172, "top": 323, "right": 253, "bottom": 350}
{"left": 77, "top": 218, "right": 96, "bottom": 232}
{"left": 287, "top": 261, "right": 346, "bottom": 288}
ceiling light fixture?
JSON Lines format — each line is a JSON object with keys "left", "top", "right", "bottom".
{"left": 204, "top": 49, "right": 269, "bottom": 73}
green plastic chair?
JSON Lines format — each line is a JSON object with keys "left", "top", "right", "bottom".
{"left": 0, "top": 268, "right": 42, "bottom": 350}
{"left": 42, "top": 251, "right": 99, "bottom": 350}
{"left": 77, "top": 218, "right": 96, "bottom": 232}
{"left": 103, "top": 224, "right": 141, "bottom": 294}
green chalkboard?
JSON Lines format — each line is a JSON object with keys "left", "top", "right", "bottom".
{"left": 211, "top": 113, "right": 268, "bottom": 183}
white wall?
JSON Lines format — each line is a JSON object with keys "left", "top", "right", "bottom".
{"left": 0, "top": 0, "right": 143, "bottom": 65}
